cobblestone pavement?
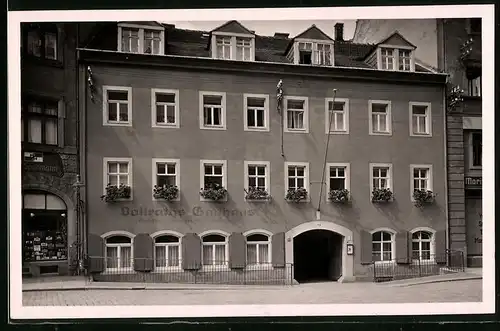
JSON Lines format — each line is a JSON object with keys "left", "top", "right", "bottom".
{"left": 23, "top": 279, "right": 482, "bottom": 306}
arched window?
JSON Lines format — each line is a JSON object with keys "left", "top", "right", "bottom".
{"left": 105, "top": 235, "right": 133, "bottom": 270}
{"left": 411, "top": 231, "right": 434, "bottom": 261}
{"left": 201, "top": 233, "right": 228, "bottom": 267}
{"left": 371, "top": 230, "right": 395, "bottom": 262}
{"left": 246, "top": 233, "right": 271, "bottom": 266}
{"left": 154, "top": 235, "right": 181, "bottom": 269}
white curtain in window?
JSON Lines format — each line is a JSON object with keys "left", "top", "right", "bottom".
{"left": 28, "top": 118, "right": 42, "bottom": 143}
{"left": 45, "top": 118, "right": 58, "bottom": 145}
{"left": 120, "top": 246, "right": 132, "bottom": 268}
{"left": 106, "top": 247, "right": 118, "bottom": 268}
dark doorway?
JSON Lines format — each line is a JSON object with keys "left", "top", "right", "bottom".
{"left": 293, "top": 230, "right": 343, "bottom": 283}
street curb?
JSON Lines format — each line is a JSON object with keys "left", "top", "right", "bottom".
{"left": 23, "top": 285, "right": 293, "bottom": 292}
{"left": 382, "top": 275, "right": 482, "bottom": 287}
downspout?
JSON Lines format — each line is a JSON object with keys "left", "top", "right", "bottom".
{"left": 74, "top": 23, "right": 82, "bottom": 272}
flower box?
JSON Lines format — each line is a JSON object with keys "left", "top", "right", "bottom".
{"left": 285, "top": 188, "right": 308, "bottom": 203}
{"left": 101, "top": 184, "right": 131, "bottom": 203}
{"left": 244, "top": 187, "right": 270, "bottom": 201}
{"left": 412, "top": 189, "right": 435, "bottom": 207}
{"left": 153, "top": 185, "right": 179, "bottom": 201}
{"left": 200, "top": 183, "right": 227, "bottom": 201}
{"left": 328, "top": 189, "right": 350, "bottom": 203}
{"left": 371, "top": 188, "right": 393, "bottom": 203}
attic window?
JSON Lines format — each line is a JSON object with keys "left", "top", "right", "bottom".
{"left": 295, "top": 41, "right": 333, "bottom": 66}
{"left": 212, "top": 34, "right": 255, "bottom": 61}
{"left": 378, "top": 47, "right": 414, "bottom": 72}
{"left": 118, "top": 23, "right": 165, "bottom": 55}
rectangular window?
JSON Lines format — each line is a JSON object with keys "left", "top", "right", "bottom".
{"left": 369, "top": 101, "right": 391, "bottom": 135}
{"left": 298, "top": 42, "right": 313, "bottom": 64}
{"left": 297, "top": 42, "right": 333, "bottom": 66}
{"left": 284, "top": 97, "right": 308, "bottom": 133}
{"left": 380, "top": 48, "right": 395, "bottom": 70}
{"left": 244, "top": 161, "right": 270, "bottom": 197}
{"left": 468, "top": 76, "right": 481, "bottom": 97}
{"left": 152, "top": 89, "right": 179, "bottom": 128}
{"left": 236, "top": 38, "right": 252, "bottom": 61}
{"left": 399, "top": 49, "right": 411, "bottom": 71}
{"left": 103, "top": 86, "right": 132, "bottom": 126}
{"left": 216, "top": 37, "right": 232, "bottom": 60}
{"left": 118, "top": 25, "right": 165, "bottom": 55}
{"left": 153, "top": 158, "right": 180, "bottom": 188}
{"left": 200, "top": 92, "right": 226, "bottom": 130}
{"left": 144, "top": 30, "right": 162, "bottom": 54}
{"left": 329, "top": 166, "right": 346, "bottom": 190}
{"left": 22, "top": 98, "right": 59, "bottom": 145}
{"left": 103, "top": 157, "right": 133, "bottom": 200}
{"left": 471, "top": 132, "right": 482, "bottom": 168}
{"left": 325, "top": 98, "right": 349, "bottom": 133}
{"left": 285, "top": 162, "right": 309, "bottom": 193}
{"left": 244, "top": 94, "right": 269, "bottom": 131}
{"left": 121, "top": 28, "right": 140, "bottom": 53}
{"left": 410, "top": 102, "right": 432, "bottom": 136}
{"left": 316, "top": 43, "right": 332, "bottom": 66}
{"left": 24, "top": 24, "right": 58, "bottom": 60}
{"left": 370, "top": 163, "right": 393, "bottom": 191}
{"left": 200, "top": 160, "right": 227, "bottom": 200}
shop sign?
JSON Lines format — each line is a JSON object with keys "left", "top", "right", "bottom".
{"left": 465, "top": 176, "right": 482, "bottom": 189}
{"left": 23, "top": 152, "right": 64, "bottom": 178}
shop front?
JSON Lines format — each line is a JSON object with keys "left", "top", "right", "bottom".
{"left": 465, "top": 176, "right": 482, "bottom": 267}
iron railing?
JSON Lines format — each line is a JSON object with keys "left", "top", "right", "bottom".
{"left": 372, "top": 249, "right": 465, "bottom": 282}
{"left": 87, "top": 257, "right": 294, "bottom": 285}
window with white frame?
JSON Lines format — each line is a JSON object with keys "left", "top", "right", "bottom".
{"left": 371, "top": 164, "right": 392, "bottom": 191}
{"left": 103, "top": 86, "right": 132, "bottom": 126}
{"left": 154, "top": 235, "right": 181, "bottom": 269}
{"left": 380, "top": 48, "right": 395, "bottom": 70}
{"left": 372, "top": 231, "right": 394, "bottom": 262}
{"left": 286, "top": 163, "right": 308, "bottom": 191}
{"left": 369, "top": 101, "right": 391, "bottom": 135}
{"left": 316, "top": 43, "right": 333, "bottom": 66}
{"left": 285, "top": 97, "right": 308, "bottom": 132}
{"left": 410, "top": 103, "right": 431, "bottom": 136}
{"left": 200, "top": 92, "right": 226, "bottom": 129}
{"left": 201, "top": 161, "right": 226, "bottom": 190}
{"left": 470, "top": 131, "right": 482, "bottom": 168}
{"left": 118, "top": 24, "right": 164, "bottom": 55}
{"left": 244, "top": 94, "right": 269, "bottom": 131}
{"left": 246, "top": 233, "right": 271, "bottom": 266}
{"left": 105, "top": 158, "right": 131, "bottom": 188}
{"left": 411, "top": 165, "right": 432, "bottom": 193}
{"left": 202, "top": 234, "right": 228, "bottom": 266}
{"left": 105, "top": 235, "right": 133, "bottom": 270}
{"left": 152, "top": 89, "right": 179, "bottom": 128}
{"left": 153, "top": 158, "right": 179, "bottom": 188}
{"left": 212, "top": 35, "right": 255, "bottom": 61}
{"left": 296, "top": 42, "right": 333, "bottom": 66}
{"left": 468, "top": 76, "right": 481, "bottom": 97}
{"left": 411, "top": 231, "right": 433, "bottom": 260}
{"left": 398, "top": 49, "right": 411, "bottom": 71}
{"left": 245, "top": 161, "right": 269, "bottom": 193}
{"left": 328, "top": 164, "right": 348, "bottom": 191}
{"left": 325, "top": 99, "right": 348, "bottom": 133}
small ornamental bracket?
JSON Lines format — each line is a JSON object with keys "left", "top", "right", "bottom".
{"left": 87, "top": 66, "right": 96, "bottom": 103}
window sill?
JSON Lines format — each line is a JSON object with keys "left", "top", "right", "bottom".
{"left": 244, "top": 127, "right": 270, "bottom": 132}
{"left": 410, "top": 133, "right": 432, "bottom": 138}
{"left": 200, "top": 125, "right": 226, "bottom": 131}
{"left": 103, "top": 122, "right": 133, "bottom": 127}
{"left": 369, "top": 131, "right": 392, "bottom": 136}
{"left": 153, "top": 197, "right": 181, "bottom": 202}
{"left": 326, "top": 130, "right": 349, "bottom": 135}
{"left": 200, "top": 197, "right": 228, "bottom": 203}
{"left": 152, "top": 123, "right": 180, "bottom": 129}
{"left": 284, "top": 129, "right": 309, "bottom": 134}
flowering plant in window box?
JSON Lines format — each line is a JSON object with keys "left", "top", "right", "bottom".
{"left": 412, "top": 189, "right": 435, "bottom": 208}
{"left": 244, "top": 187, "right": 271, "bottom": 201}
{"left": 101, "top": 183, "right": 131, "bottom": 203}
{"left": 199, "top": 183, "right": 227, "bottom": 201}
{"left": 328, "top": 189, "right": 350, "bottom": 203}
{"left": 285, "top": 188, "right": 308, "bottom": 203}
{"left": 371, "top": 188, "right": 393, "bottom": 203}
{"left": 153, "top": 185, "right": 179, "bottom": 201}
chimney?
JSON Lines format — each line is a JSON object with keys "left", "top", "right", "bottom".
{"left": 274, "top": 32, "right": 290, "bottom": 39}
{"left": 334, "top": 23, "right": 344, "bottom": 41}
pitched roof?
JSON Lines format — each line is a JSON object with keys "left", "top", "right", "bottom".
{"left": 375, "top": 30, "right": 417, "bottom": 49}
{"left": 211, "top": 20, "right": 255, "bottom": 35}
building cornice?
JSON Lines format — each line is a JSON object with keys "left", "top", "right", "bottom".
{"left": 77, "top": 48, "right": 448, "bottom": 85}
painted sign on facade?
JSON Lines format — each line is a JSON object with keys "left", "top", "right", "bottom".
{"left": 465, "top": 176, "right": 482, "bottom": 189}
{"left": 23, "top": 152, "right": 64, "bottom": 178}
{"left": 466, "top": 198, "right": 482, "bottom": 256}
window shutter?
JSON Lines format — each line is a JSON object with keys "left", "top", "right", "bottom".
{"left": 434, "top": 230, "right": 447, "bottom": 264}
{"left": 182, "top": 233, "right": 202, "bottom": 270}
{"left": 228, "top": 232, "right": 246, "bottom": 269}
{"left": 271, "top": 232, "right": 285, "bottom": 267}
{"left": 87, "top": 233, "right": 105, "bottom": 273}
{"left": 133, "top": 233, "right": 153, "bottom": 272}
{"left": 360, "top": 230, "right": 372, "bottom": 264}
{"left": 395, "top": 231, "right": 410, "bottom": 264}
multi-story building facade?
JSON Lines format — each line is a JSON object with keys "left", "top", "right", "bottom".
{"left": 353, "top": 18, "right": 483, "bottom": 267}
{"left": 78, "top": 20, "right": 449, "bottom": 283}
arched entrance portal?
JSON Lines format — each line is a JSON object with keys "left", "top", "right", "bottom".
{"left": 285, "top": 221, "right": 355, "bottom": 283}
{"left": 293, "top": 230, "right": 343, "bottom": 283}
{"left": 22, "top": 190, "right": 68, "bottom": 275}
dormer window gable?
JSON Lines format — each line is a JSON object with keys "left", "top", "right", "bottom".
{"left": 117, "top": 22, "right": 165, "bottom": 55}
{"left": 371, "top": 32, "right": 417, "bottom": 72}
{"left": 286, "top": 25, "right": 335, "bottom": 67}
{"left": 210, "top": 21, "right": 256, "bottom": 62}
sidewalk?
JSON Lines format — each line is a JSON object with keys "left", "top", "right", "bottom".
{"left": 22, "top": 268, "right": 482, "bottom": 292}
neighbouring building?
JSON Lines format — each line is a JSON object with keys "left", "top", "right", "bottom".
{"left": 353, "top": 18, "right": 483, "bottom": 267}
{"left": 78, "top": 20, "right": 451, "bottom": 284}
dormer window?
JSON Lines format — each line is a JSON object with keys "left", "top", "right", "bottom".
{"left": 380, "top": 48, "right": 394, "bottom": 70}
{"left": 377, "top": 47, "right": 414, "bottom": 72}
{"left": 292, "top": 41, "right": 334, "bottom": 66}
{"left": 117, "top": 23, "right": 165, "bottom": 55}
{"left": 212, "top": 34, "right": 255, "bottom": 61}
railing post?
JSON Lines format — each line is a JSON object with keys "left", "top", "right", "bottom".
{"left": 373, "top": 262, "right": 376, "bottom": 282}
{"left": 418, "top": 258, "right": 421, "bottom": 278}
